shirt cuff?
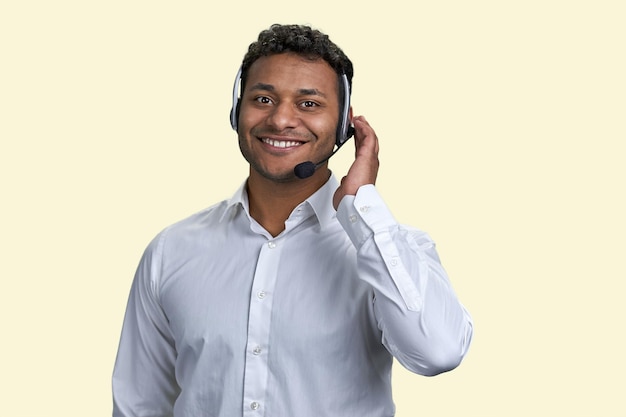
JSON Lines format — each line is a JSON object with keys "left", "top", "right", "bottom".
{"left": 336, "top": 184, "right": 398, "bottom": 249}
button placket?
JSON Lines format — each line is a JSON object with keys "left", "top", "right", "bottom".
{"left": 242, "top": 237, "right": 283, "bottom": 416}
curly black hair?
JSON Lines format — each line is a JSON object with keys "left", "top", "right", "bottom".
{"left": 240, "top": 24, "right": 354, "bottom": 95}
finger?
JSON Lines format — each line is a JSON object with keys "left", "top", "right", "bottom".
{"left": 352, "top": 116, "right": 379, "bottom": 155}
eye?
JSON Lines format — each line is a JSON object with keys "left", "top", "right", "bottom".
{"left": 300, "top": 100, "right": 319, "bottom": 109}
{"left": 255, "top": 96, "right": 273, "bottom": 104}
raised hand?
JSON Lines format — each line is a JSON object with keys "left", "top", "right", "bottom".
{"left": 333, "top": 115, "right": 380, "bottom": 209}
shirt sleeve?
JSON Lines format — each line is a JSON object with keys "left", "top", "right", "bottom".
{"left": 112, "top": 231, "right": 180, "bottom": 417}
{"left": 336, "top": 185, "right": 473, "bottom": 376}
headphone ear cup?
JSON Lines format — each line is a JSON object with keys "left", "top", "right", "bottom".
{"left": 335, "top": 73, "right": 352, "bottom": 147}
{"left": 230, "top": 67, "right": 243, "bottom": 132}
{"left": 230, "top": 99, "right": 240, "bottom": 131}
{"left": 346, "top": 125, "right": 355, "bottom": 139}
{"left": 229, "top": 106, "right": 236, "bottom": 131}
{"left": 335, "top": 125, "right": 354, "bottom": 147}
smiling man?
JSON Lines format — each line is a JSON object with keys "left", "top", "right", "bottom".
{"left": 112, "top": 24, "right": 473, "bottom": 417}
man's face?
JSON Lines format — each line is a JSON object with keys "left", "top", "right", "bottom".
{"left": 237, "top": 53, "right": 340, "bottom": 183}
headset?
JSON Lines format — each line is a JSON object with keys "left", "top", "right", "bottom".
{"left": 229, "top": 66, "right": 354, "bottom": 148}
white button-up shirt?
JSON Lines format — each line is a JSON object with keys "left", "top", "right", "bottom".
{"left": 112, "top": 176, "right": 473, "bottom": 417}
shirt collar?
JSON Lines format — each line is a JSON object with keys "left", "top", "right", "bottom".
{"left": 304, "top": 174, "right": 339, "bottom": 230}
{"left": 219, "top": 175, "right": 339, "bottom": 230}
{"left": 219, "top": 181, "right": 249, "bottom": 223}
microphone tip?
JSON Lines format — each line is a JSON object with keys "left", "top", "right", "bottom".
{"left": 294, "top": 161, "right": 316, "bottom": 179}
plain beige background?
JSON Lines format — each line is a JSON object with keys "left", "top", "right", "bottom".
{"left": 1, "top": 1, "right": 624, "bottom": 416}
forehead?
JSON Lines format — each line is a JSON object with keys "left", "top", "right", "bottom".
{"left": 245, "top": 53, "right": 339, "bottom": 96}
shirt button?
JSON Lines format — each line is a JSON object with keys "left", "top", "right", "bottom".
{"left": 390, "top": 258, "right": 399, "bottom": 267}
{"left": 250, "top": 402, "right": 260, "bottom": 410}
{"left": 257, "top": 290, "right": 266, "bottom": 299}
{"left": 359, "top": 205, "right": 370, "bottom": 213}
{"left": 349, "top": 215, "right": 358, "bottom": 223}
{"left": 268, "top": 241, "right": 276, "bottom": 249}
{"left": 253, "top": 346, "right": 262, "bottom": 355}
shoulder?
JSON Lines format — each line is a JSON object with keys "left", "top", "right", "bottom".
{"left": 145, "top": 199, "right": 232, "bottom": 256}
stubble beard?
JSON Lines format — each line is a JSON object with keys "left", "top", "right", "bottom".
{"left": 238, "top": 135, "right": 302, "bottom": 183}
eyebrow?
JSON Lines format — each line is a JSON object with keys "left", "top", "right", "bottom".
{"left": 248, "top": 83, "right": 327, "bottom": 98}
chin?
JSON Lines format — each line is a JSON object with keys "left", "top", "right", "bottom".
{"left": 251, "top": 164, "right": 299, "bottom": 183}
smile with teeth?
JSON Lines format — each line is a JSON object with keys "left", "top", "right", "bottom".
{"left": 261, "top": 138, "right": 303, "bottom": 148}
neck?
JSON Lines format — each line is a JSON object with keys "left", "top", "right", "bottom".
{"left": 247, "top": 167, "right": 330, "bottom": 237}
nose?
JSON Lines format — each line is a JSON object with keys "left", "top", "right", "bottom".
{"left": 266, "top": 101, "right": 299, "bottom": 131}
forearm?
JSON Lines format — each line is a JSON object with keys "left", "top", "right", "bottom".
{"left": 337, "top": 185, "right": 473, "bottom": 376}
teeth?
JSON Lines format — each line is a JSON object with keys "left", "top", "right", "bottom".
{"left": 262, "top": 138, "right": 302, "bottom": 148}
